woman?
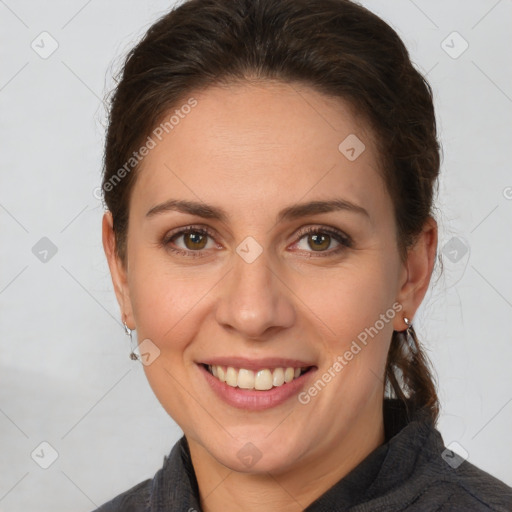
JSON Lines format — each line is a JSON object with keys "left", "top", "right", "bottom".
{"left": 96, "top": 0, "right": 512, "bottom": 510}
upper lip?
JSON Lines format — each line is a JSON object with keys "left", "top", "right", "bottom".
{"left": 199, "top": 356, "right": 316, "bottom": 371}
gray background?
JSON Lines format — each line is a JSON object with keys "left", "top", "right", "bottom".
{"left": 1, "top": 0, "right": 511, "bottom": 510}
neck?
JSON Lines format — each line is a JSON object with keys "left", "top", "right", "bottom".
{"left": 188, "top": 399, "right": 385, "bottom": 512}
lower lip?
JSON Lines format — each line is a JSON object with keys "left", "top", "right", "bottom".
{"left": 198, "top": 364, "right": 316, "bottom": 411}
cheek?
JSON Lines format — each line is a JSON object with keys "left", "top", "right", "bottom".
{"left": 128, "top": 250, "right": 226, "bottom": 362}
{"left": 300, "top": 258, "right": 398, "bottom": 376}
{"left": 309, "top": 260, "right": 396, "bottom": 329}
{"left": 127, "top": 261, "right": 219, "bottom": 429}
{"left": 131, "top": 277, "right": 200, "bottom": 344}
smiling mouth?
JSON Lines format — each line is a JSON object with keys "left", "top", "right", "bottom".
{"left": 202, "top": 364, "right": 314, "bottom": 391}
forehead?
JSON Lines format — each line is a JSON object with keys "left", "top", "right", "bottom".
{"left": 131, "top": 81, "right": 391, "bottom": 226}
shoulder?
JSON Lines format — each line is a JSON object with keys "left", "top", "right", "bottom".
{"left": 439, "top": 463, "right": 512, "bottom": 511}
{"left": 409, "top": 438, "right": 512, "bottom": 511}
{"left": 375, "top": 405, "right": 512, "bottom": 512}
{"left": 92, "top": 478, "right": 152, "bottom": 512}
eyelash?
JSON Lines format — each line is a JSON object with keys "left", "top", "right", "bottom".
{"left": 162, "top": 225, "right": 353, "bottom": 259}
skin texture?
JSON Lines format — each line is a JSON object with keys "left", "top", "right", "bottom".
{"left": 102, "top": 81, "right": 438, "bottom": 511}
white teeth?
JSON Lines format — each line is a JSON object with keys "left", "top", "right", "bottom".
{"left": 272, "top": 367, "right": 285, "bottom": 386}
{"left": 237, "top": 369, "right": 255, "bottom": 389}
{"left": 207, "top": 364, "right": 308, "bottom": 390}
{"left": 225, "top": 366, "right": 238, "bottom": 387}
{"left": 284, "top": 367, "right": 295, "bottom": 383}
{"left": 255, "top": 369, "right": 273, "bottom": 390}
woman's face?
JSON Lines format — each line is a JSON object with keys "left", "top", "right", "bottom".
{"left": 104, "top": 81, "right": 431, "bottom": 474}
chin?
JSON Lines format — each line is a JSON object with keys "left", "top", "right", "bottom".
{"left": 204, "top": 430, "right": 309, "bottom": 475}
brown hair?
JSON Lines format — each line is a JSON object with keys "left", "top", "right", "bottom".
{"left": 102, "top": 0, "right": 441, "bottom": 422}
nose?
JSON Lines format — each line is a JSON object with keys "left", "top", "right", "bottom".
{"left": 214, "top": 248, "right": 296, "bottom": 340}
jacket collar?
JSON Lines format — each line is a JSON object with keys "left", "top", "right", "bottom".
{"left": 150, "top": 400, "right": 437, "bottom": 511}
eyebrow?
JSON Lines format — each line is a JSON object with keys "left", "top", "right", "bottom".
{"left": 146, "top": 198, "right": 370, "bottom": 223}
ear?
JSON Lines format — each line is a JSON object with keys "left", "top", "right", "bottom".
{"left": 393, "top": 216, "right": 438, "bottom": 331}
{"left": 102, "top": 211, "right": 135, "bottom": 329}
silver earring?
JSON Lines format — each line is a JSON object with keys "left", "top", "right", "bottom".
{"left": 123, "top": 321, "right": 139, "bottom": 361}
{"left": 402, "top": 316, "right": 418, "bottom": 355}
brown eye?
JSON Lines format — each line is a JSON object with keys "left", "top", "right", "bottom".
{"left": 163, "top": 226, "right": 216, "bottom": 257}
{"left": 293, "top": 226, "right": 352, "bottom": 257}
{"left": 307, "top": 233, "right": 331, "bottom": 251}
{"left": 182, "top": 231, "right": 208, "bottom": 250}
